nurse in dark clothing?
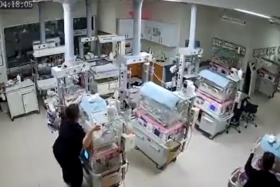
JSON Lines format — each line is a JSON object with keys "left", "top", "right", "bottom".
{"left": 53, "top": 104, "right": 101, "bottom": 187}
{"left": 244, "top": 141, "right": 280, "bottom": 187}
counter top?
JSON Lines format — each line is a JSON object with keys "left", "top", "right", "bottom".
{"left": 6, "top": 79, "right": 34, "bottom": 93}
{"left": 152, "top": 59, "right": 174, "bottom": 66}
{"left": 37, "top": 78, "right": 57, "bottom": 90}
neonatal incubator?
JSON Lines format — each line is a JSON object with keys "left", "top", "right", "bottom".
{"left": 132, "top": 81, "right": 192, "bottom": 170}
{"left": 256, "top": 57, "right": 280, "bottom": 99}
{"left": 46, "top": 60, "right": 135, "bottom": 187}
{"left": 197, "top": 70, "right": 236, "bottom": 102}
{"left": 76, "top": 94, "right": 134, "bottom": 187}
{"left": 48, "top": 92, "right": 134, "bottom": 187}
{"left": 90, "top": 63, "right": 119, "bottom": 96}
{"left": 228, "top": 134, "right": 280, "bottom": 187}
{"left": 194, "top": 69, "right": 238, "bottom": 139}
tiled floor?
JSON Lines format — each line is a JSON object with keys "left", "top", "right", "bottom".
{"left": 0, "top": 92, "right": 279, "bottom": 187}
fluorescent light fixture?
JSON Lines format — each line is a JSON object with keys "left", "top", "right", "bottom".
{"left": 234, "top": 9, "right": 271, "bottom": 19}
{"left": 221, "top": 15, "right": 246, "bottom": 26}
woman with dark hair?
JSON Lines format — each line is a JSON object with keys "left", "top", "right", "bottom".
{"left": 244, "top": 141, "right": 280, "bottom": 187}
{"left": 53, "top": 104, "right": 101, "bottom": 187}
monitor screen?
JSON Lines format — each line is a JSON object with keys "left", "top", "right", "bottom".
{"left": 210, "top": 105, "right": 216, "bottom": 111}
{"left": 83, "top": 150, "right": 89, "bottom": 160}
{"left": 154, "top": 129, "right": 160, "bottom": 137}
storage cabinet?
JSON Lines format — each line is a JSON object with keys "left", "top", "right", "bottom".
{"left": 145, "top": 21, "right": 179, "bottom": 47}
{"left": 160, "top": 22, "right": 179, "bottom": 47}
{"left": 6, "top": 79, "right": 39, "bottom": 120}
{"left": 128, "top": 64, "right": 143, "bottom": 78}
{"left": 144, "top": 20, "right": 153, "bottom": 41}
{"left": 141, "top": 20, "right": 146, "bottom": 39}
{"left": 151, "top": 61, "right": 174, "bottom": 86}
{"left": 117, "top": 19, "right": 134, "bottom": 39}
{"left": 257, "top": 78, "right": 277, "bottom": 98}
{"left": 152, "top": 21, "right": 162, "bottom": 44}
{"left": 117, "top": 19, "right": 179, "bottom": 47}
{"left": 7, "top": 91, "right": 25, "bottom": 117}
{"left": 144, "top": 20, "right": 179, "bottom": 47}
{"left": 22, "top": 91, "right": 38, "bottom": 113}
{"left": 152, "top": 62, "right": 163, "bottom": 85}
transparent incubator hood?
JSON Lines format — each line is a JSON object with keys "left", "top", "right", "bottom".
{"left": 139, "top": 96, "right": 181, "bottom": 127}
{"left": 78, "top": 94, "right": 125, "bottom": 150}
{"left": 138, "top": 82, "right": 190, "bottom": 127}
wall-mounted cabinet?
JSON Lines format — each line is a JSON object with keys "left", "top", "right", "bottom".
{"left": 141, "top": 20, "right": 146, "bottom": 39}
{"left": 143, "top": 20, "right": 152, "bottom": 41}
{"left": 117, "top": 19, "right": 179, "bottom": 47}
{"left": 117, "top": 19, "right": 134, "bottom": 40}
{"left": 159, "top": 22, "right": 179, "bottom": 47}
{"left": 149, "top": 21, "right": 161, "bottom": 44}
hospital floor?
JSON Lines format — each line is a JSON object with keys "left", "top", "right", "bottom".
{"left": 0, "top": 93, "right": 279, "bottom": 187}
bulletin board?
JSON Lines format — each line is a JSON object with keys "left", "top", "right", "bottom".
{"left": 211, "top": 38, "right": 246, "bottom": 68}
{"left": 253, "top": 46, "right": 277, "bottom": 58}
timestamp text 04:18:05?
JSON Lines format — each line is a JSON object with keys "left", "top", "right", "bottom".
{"left": 0, "top": 1, "right": 33, "bottom": 9}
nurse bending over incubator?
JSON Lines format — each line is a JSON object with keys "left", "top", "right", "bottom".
{"left": 52, "top": 104, "right": 101, "bottom": 187}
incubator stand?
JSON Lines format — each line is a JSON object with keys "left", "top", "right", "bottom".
{"left": 80, "top": 95, "right": 136, "bottom": 187}
{"left": 132, "top": 82, "right": 192, "bottom": 170}
{"left": 132, "top": 109, "right": 187, "bottom": 170}
{"left": 80, "top": 124, "right": 132, "bottom": 187}
{"left": 81, "top": 140, "right": 128, "bottom": 187}
{"left": 228, "top": 134, "right": 280, "bottom": 187}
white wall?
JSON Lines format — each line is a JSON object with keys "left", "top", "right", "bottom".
{"left": 97, "top": 0, "right": 280, "bottom": 69}
{"left": 97, "top": 1, "right": 117, "bottom": 34}
{"left": 97, "top": 0, "right": 133, "bottom": 34}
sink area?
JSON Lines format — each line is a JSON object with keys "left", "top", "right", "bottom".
{"left": 156, "top": 59, "right": 165, "bottom": 62}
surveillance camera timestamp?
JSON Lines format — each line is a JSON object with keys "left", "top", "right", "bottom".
{"left": 0, "top": 0, "right": 33, "bottom": 9}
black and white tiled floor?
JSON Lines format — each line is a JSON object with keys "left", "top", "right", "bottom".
{"left": 0, "top": 93, "right": 278, "bottom": 187}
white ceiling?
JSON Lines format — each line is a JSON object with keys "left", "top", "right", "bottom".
{"left": 162, "top": 0, "right": 280, "bottom": 17}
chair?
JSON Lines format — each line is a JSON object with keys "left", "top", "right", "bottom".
{"left": 226, "top": 103, "right": 243, "bottom": 134}
{"left": 241, "top": 97, "right": 258, "bottom": 128}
